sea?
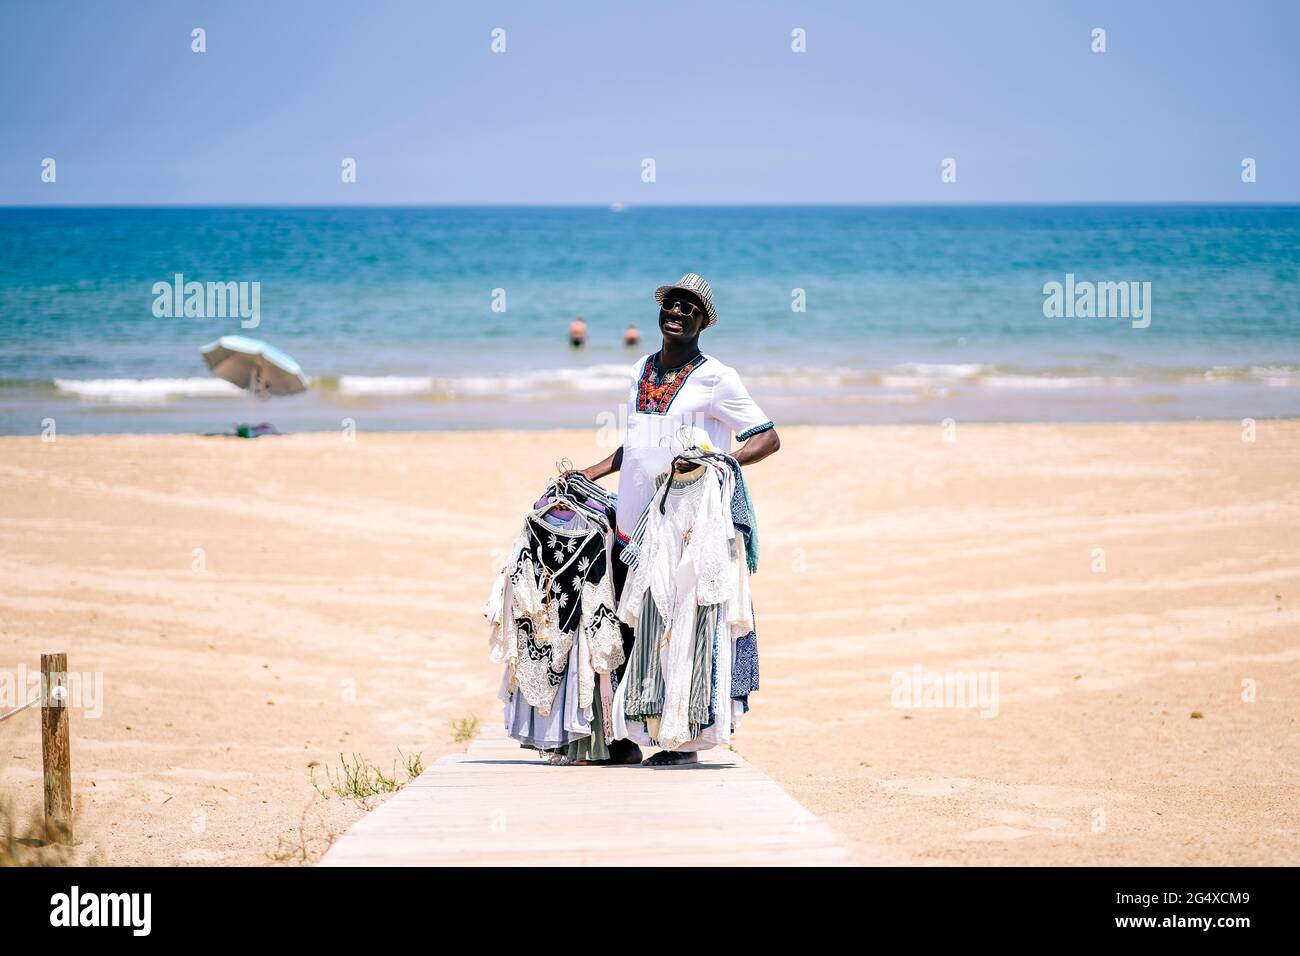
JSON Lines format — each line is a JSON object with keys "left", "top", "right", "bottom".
{"left": 1, "top": 205, "right": 1297, "bottom": 435}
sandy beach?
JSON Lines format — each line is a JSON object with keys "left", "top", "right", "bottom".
{"left": 2, "top": 421, "right": 1297, "bottom": 866}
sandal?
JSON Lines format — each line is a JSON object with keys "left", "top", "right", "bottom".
{"left": 641, "top": 750, "right": 699, "bottom": 768}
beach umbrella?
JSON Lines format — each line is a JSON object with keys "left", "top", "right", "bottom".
{"left": 200, "top": 335, "right": 309, "bottom": 398}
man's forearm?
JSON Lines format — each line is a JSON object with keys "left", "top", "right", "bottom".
{"left": 581, "top": 446, "right": 623, "bottom": 480}
{"left": 733, "top": 428, "right": 780, "bottom": 467}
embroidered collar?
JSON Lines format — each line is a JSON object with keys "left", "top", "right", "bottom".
{"left": 636, "top": 351, "right": 707, "bottom": 415}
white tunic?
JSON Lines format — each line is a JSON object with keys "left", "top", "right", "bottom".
{"left": 615, "top": 351, "right": 772, "bottom": 540}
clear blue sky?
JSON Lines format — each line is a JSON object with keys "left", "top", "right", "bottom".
{"left": 2, "top": 0, "right": 1296, "bottom": 204}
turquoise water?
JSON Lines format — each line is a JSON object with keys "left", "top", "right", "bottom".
{"left": 1, "top": 205, "right": 1297, "bottom": 433}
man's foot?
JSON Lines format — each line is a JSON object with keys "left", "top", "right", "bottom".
{"left": 642, "top": 750, "right": 699, "bottom": 767}
{"left": 606, "top": 739, "right": 643, "bottom": 765}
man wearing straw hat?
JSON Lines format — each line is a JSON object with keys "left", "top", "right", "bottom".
{"left": 567, "top": 273, "right": 781, "bottom": 765}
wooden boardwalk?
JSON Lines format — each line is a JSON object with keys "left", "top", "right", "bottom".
{"left": 319, "top": 724, "right": 851, "bottom": 866}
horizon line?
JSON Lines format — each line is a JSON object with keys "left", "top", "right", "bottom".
{"left": 2, "top": 200, "right": 1298, "bottom": 210}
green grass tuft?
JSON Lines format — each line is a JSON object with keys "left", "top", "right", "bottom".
{"left": 450, "top": 715, "right": 480, "bottom": 743}
{"left": 309, "top": 749, "right": 425, "bottom": 810}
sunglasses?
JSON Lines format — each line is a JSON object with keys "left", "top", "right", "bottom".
{"left": 661, "top": 297, "right": 703, "bottom": 319}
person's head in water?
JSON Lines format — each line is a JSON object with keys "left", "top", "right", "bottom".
{"left": 623, "top": 322, "right": 641, "bottom": 347}
{"left": 568, "top": 314, "right": 587, "bottom": 349}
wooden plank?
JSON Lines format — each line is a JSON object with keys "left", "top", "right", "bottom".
{"left": 320, "top": 724, "right": 851, "bottom": 866}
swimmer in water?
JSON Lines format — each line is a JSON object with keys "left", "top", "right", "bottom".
{"left": 569, "top": 315, "right": 587, "bottom": 349}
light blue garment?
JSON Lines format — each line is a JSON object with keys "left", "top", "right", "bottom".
{"left": 504, "top": 639, "right": 591, "bottom": 749}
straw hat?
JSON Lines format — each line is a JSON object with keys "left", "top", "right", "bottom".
{"left": 655, "top": 273, "right": 718, "bottom": 328}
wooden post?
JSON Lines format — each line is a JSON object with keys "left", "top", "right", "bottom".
{"left": 41, "top": 652, "right": 72, "bottom": 844}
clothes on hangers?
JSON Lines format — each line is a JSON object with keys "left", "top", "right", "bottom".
{"left": 612, "top": 449, "right": 756, "bottom": 751}
{"left": 485, "top": 474, "right": 624, "bottom": 754}
{"left": 533, "top": 473, "right": 618, "bottom": 530}
{"left": 621, "top": 450, "right": 757, "bottom": 569}
{"left": 618, "top": 448, "right": 762, "bottom": 712}
{"left": 485, "top": 451, "right": 762, "bottom": 756}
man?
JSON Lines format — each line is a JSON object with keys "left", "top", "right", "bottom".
{"left": 568, "top": 273, "right": 780, "bottom": 765}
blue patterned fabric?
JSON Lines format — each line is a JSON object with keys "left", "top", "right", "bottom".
{"left": 731, "top": 628, "right": 759, "bottom": 703}
{"left": 724, "top": 456, "right": 759, "bottom": 574}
